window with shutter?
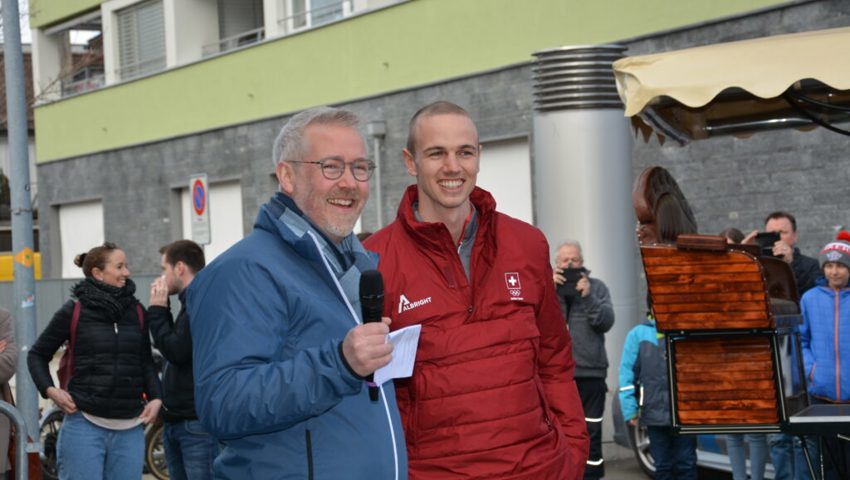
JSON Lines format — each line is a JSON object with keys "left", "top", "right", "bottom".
{"left": 117, "top": 0, "right": 165, "bottom": 81}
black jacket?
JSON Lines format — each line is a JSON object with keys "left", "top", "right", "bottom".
{"left": 147, "top": 290, "right": 197, "bottom": 423}
{"left": 28, "top": 299, "right": 161, "bottom": 419}
{"left": 791, "top": 248, "right": 821, "bottom": 296}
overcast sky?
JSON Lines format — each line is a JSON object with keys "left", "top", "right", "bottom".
{"left": 4, "top": 0, "right": 96, "bottom": 45}
{"left": 0, "top": 0, "right": 32, "bottom": 43}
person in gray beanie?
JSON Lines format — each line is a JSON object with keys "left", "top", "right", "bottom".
{"left": 818, "top": 231, "right": 850, "bottom": 274}
{"left": 799, "top": 230, "right": 850, "bottom": 479}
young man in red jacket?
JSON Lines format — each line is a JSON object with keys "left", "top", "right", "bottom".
{"left": 365, "top": 101, "right": 589, "bottom": 479}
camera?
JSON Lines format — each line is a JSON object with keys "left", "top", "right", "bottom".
{"left": 556, "top": 267, "right": 585, "bottom": 300}
{"left": 754, "top": 231, "right": 781, "bottom": 257}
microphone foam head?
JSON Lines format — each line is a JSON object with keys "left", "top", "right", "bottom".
{"left": 360, "top": 270, "right": 384, "bottom": 298}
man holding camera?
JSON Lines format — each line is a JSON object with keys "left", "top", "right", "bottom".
{"left": 747, "top": 211, "right": 821, "bottom": 296}
{"left": 746, "top": 211, "right": 821, "bottom": 480}
{"left": 553, "top": 240, "right": 614, "bottom": 480}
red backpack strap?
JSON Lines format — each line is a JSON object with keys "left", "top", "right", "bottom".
{"left": 136, "top": 304, "right": 144, "bottom": 330}
{"left": 66, "top": 300, "right": 81, "bottom": 381}
{"left": 70, "top": 301, "right": 81, "bottom": 352}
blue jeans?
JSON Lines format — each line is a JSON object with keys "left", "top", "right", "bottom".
{"left": 769, "top": 433, "right": 819, "bottom": 480}
{"left": 163, "top": 419, "right": 219, "bottom": 480}
{"left": 647, "top": 426, "right": 697, "bottom": 480}
{"left": 56, "top": 412, "right": 144, "bottom": 480}
{"left": 727, "top": 433, "right": 768, "bottom": 480}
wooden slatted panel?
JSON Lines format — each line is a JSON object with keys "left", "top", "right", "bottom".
{"left": 642, "top": 246, "right": 771, "bottom": 330}
{"left": 674, "top": 337, "right": 779, "bottom": 425}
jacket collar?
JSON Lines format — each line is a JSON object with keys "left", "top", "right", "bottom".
{"left": 256, "top": 192, "right": 377, "bottom": 274}
{"left": 395, "top": 184, "right": 498, "bottom": 268}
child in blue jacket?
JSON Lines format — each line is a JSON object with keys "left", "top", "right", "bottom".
{"left": 799, "top": 231, "right": 850, "bottom": 479}
{"left": 619, "top": 304, "right": 697, "bottom": 480}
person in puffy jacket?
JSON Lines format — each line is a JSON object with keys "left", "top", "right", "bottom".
{"left": 365, "top": 101, "right": 588, "bottom": 479}
{"left": 799, "top": 231, "right": 850, "bottom": 479}
{"left": 28, "top": 242, "right": 161, "bottom": 480}
{"left": 619, "top": 303, "right": 696, "bottom": 480}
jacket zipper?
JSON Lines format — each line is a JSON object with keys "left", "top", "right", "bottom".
{"left": 112, "top": 322, "right": 119, "bottom": 392}
{"left": 305, "top": 230, "right": 399, "bottom": 480}
{"left": 305, "top": 429, "right": 313, "bottom": 480}
{"left": 835, "top": 291, "right": 841, "bottom": 402}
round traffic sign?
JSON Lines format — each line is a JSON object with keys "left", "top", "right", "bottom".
{"left": 192, "top": 179, "right": 206, "bottom": 216}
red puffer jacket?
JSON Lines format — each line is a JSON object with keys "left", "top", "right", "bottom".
{"left": 365, "top": 186, "right": 588, "bottom": 479}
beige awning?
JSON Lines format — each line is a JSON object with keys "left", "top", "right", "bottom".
{"left": 613, "top": 27, "right": 850, "bottom": 142}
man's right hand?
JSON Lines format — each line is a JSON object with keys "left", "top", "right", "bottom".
{"left": 342, "top": 318, "right": 393, "bottom": 377}
{"left": 46, "top": 386, "right": 78, "bottom": 414}
{"left": 149, "top": 276, "right": 169, "bottom": 307}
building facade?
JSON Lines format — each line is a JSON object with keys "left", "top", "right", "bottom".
{"left": 31, "top": 0, "right": 847, "bottom": 277}
{"left": 27, "top": 0, "right": 850, "bottom": 447}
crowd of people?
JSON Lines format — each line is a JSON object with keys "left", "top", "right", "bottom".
{"left": 616, "top": 212, "right": 850, "bottom": 480}
{"left": 0, "top": 101, "right": 843, "bottom": 480}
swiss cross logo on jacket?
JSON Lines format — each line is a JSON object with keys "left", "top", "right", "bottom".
{"left": 505, "top": 272, "right": 523, "bottom": 300}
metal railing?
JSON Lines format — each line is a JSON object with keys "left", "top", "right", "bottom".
{"left": 61, "top": 66, "right": 106, "bottom": 97}
{"left": 278, "top": 0, "right": 352, "bottom": 34}
{"left": 202, "top": 26, "right": 265, "bottom": 57}
{"left": 0, "top": 400, "right": 28, "bottom": 479}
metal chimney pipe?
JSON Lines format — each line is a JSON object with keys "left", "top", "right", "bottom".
{"left": 531, "top": 44, "right": 638, "bottom": 443}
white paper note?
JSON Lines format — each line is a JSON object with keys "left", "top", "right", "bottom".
{"left": 374, "top": 324, "right": 421, "bottom": 386}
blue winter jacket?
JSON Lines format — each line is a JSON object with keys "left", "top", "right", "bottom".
{"left": 618, "top": 317, "right": 671, "bottom": 427}
{"left": 800, "top": 284, "right": 850, "bottom": 402}
{"left": 187, "top": 195, "right": 407, "bottom": 479}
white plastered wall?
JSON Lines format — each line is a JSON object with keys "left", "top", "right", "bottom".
{"left": 477, "top": 137, "right": 533, "bottom": 224}
{"left": 58, "top": 200, "right": 104, "bottom": 278}
{"left": 164, "top": 0, "right": 218, "bottom": 65}
{"left": 31, "top": 28, "right": 65, "bottom": 101}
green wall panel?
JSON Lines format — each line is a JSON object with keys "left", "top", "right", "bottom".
{"left": 34, "top": 0, "right": 788, "bottom": 162}
{"left": 29, "top": 0, "right": 102, "bottom": 28}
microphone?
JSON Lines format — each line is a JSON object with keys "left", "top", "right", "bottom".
{"left": 360, "top": 270, "right": 384, "bottom": 402}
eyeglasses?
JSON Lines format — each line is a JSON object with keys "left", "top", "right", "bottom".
{"left": 289, "top": 158, "right": 376, "bottom": 182}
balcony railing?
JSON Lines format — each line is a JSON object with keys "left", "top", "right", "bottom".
{"left": 202, "top": 26, "right": 266, "bottom": 57}
{"left": 62, "top": 66, "right": 106, "bottom": 97}
{"left": 279, "top": 0, "right": 353, "bottom": 34}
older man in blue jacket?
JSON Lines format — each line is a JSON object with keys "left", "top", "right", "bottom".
{"left": 187, "top": 106, "right": 407, "bottom": 479}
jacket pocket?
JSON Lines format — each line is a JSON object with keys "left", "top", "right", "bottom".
{"left": 533, "top": 378, "right": 555, "bottom": 434}
{"left": 305, "top": 429, "right": 313, "bottom": 480}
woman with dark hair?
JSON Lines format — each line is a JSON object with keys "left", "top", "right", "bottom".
{"left": 28, "top": 242, "right": 161, "bottom": 480}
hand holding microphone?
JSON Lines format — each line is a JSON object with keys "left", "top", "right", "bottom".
{"left": 341, "top": 270, "right": 392, "bottom": 402}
